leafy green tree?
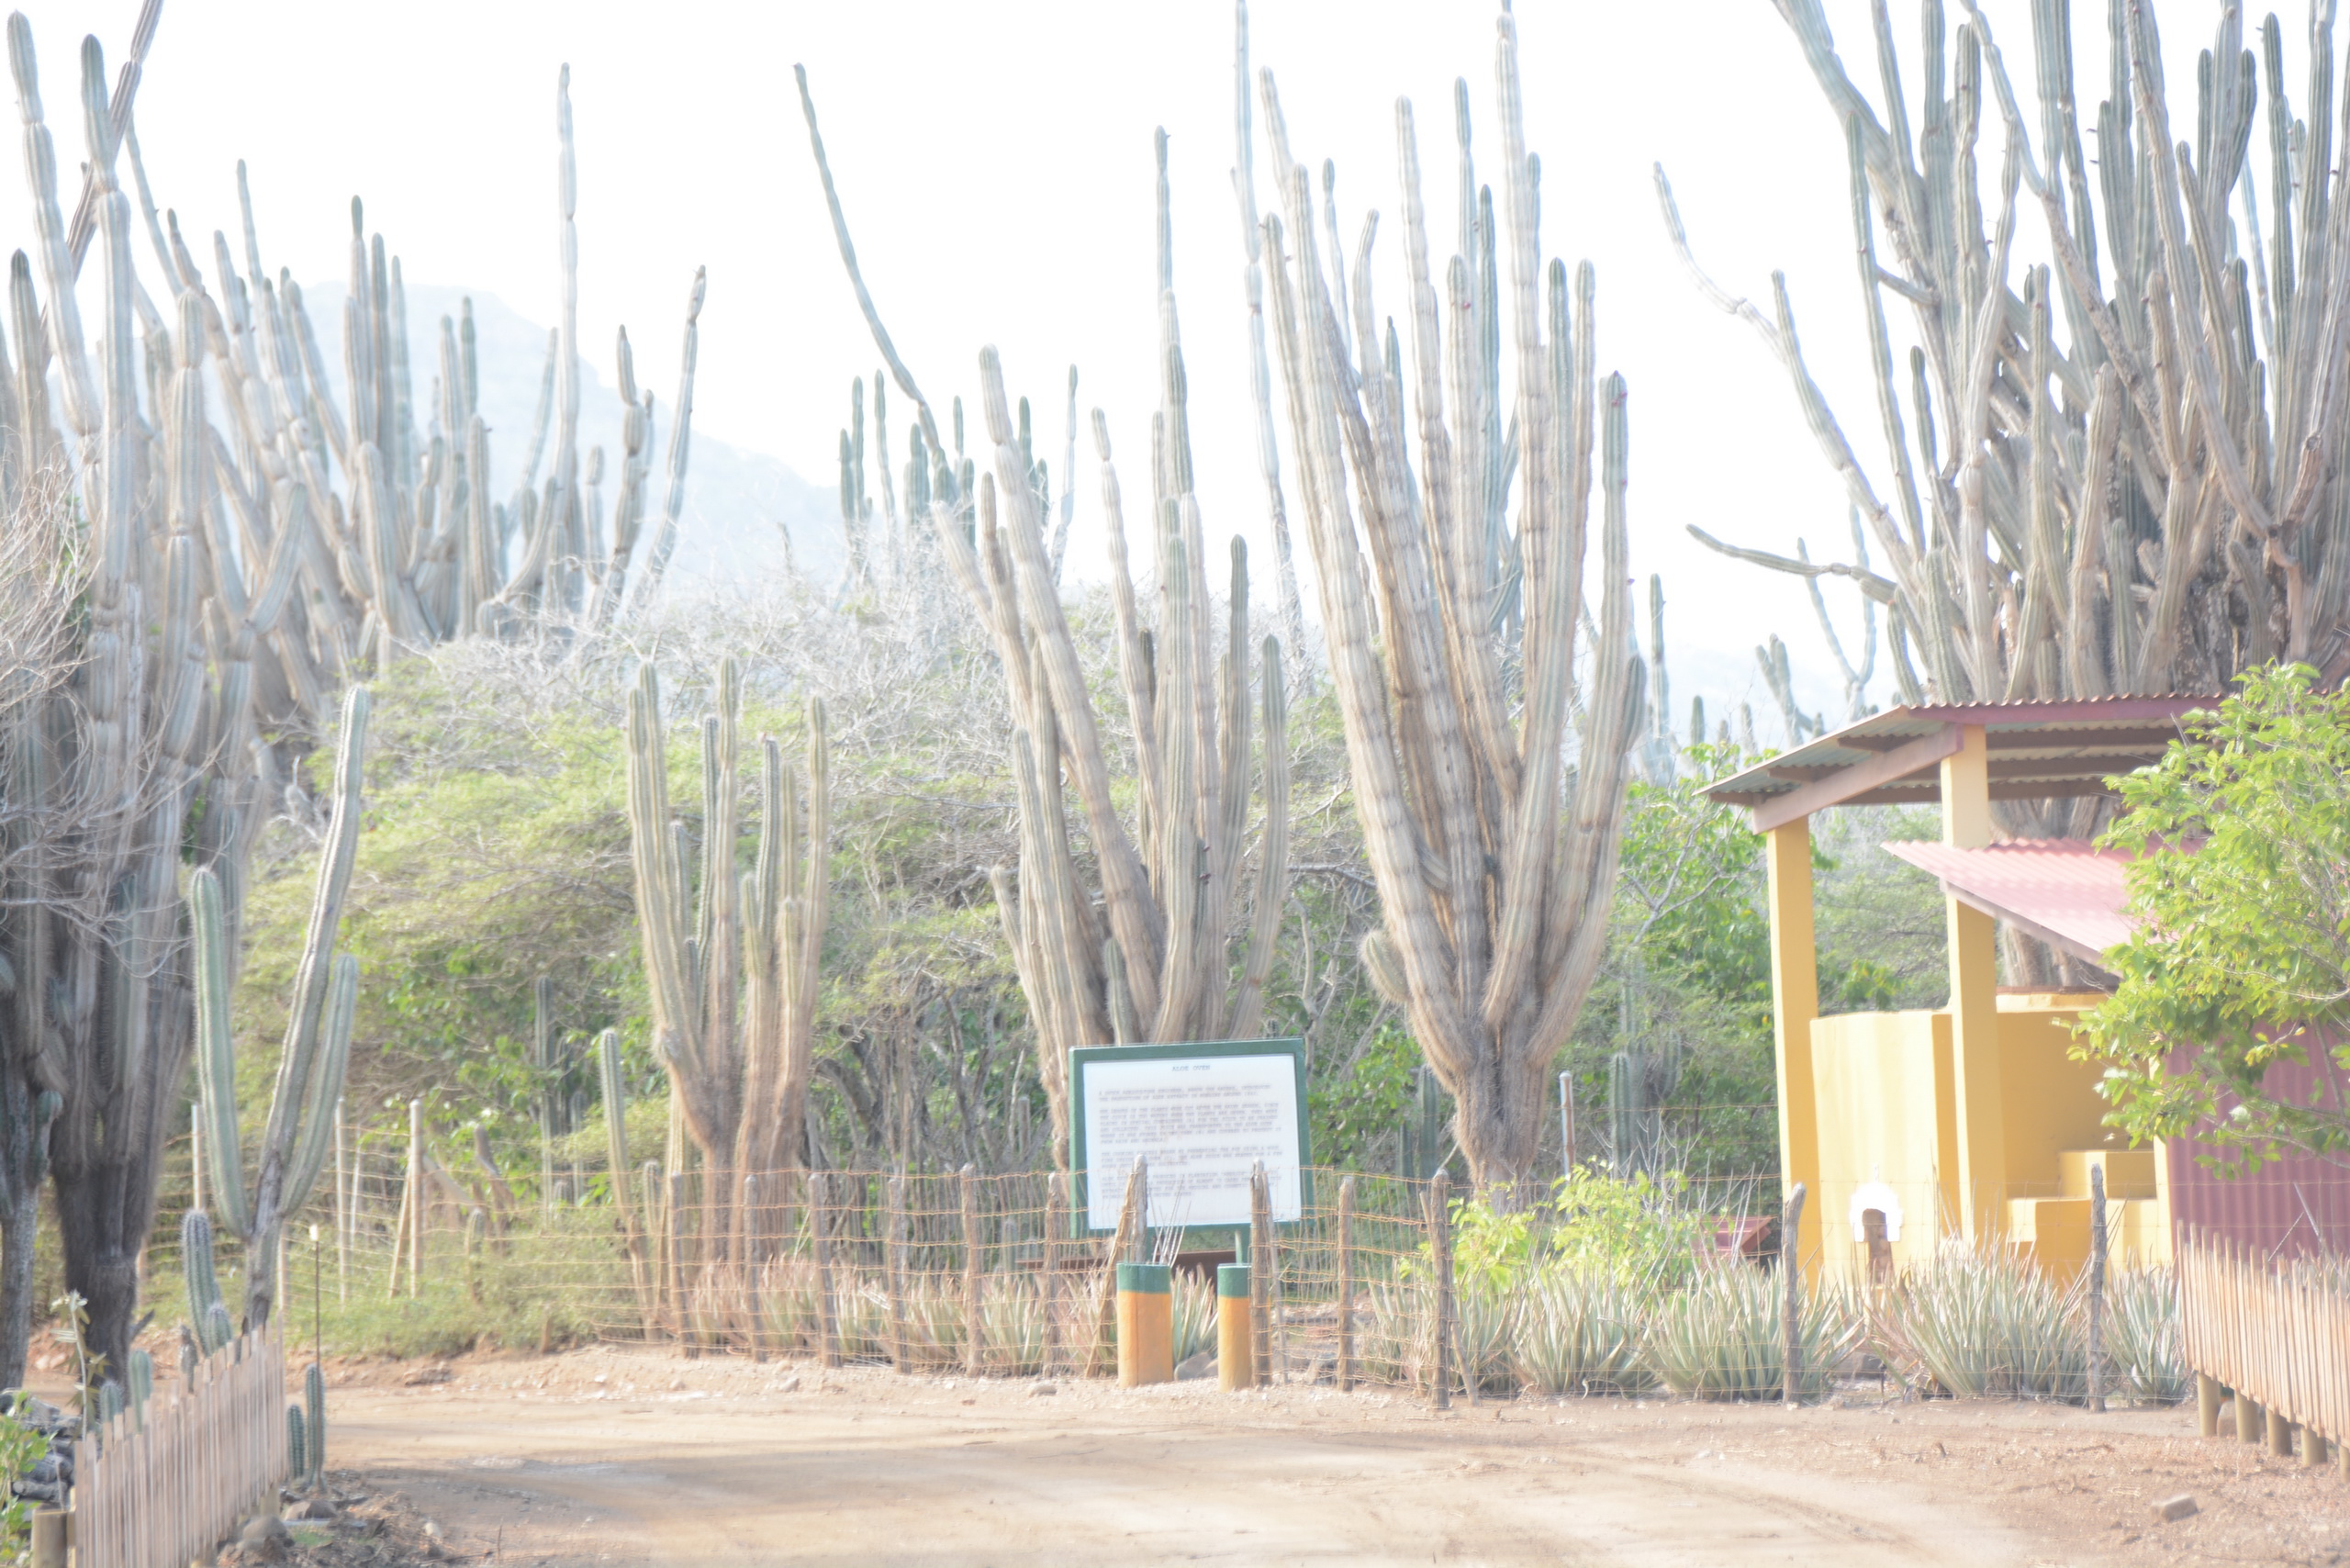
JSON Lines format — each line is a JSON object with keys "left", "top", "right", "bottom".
{"left": 2079, "top": 665, "right": 2350, "bottom": 1170}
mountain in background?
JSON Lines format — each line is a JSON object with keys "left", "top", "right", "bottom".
{"left": 297, "top": 281, "right": 844, "bottom": 590}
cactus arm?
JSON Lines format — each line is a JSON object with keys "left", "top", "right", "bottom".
{"left": 256, "top": 688, "right": 368, "bottom": 1202}
{"left": 791, "top": 64, "right": 952, "bottom": 487}
{"left": 1226, "top": 636, "right": 1290, "bottom": 1042}
{"left": 596, "top": 1028, "right": 632, "bottom": 1222}
{"left": 280, "top": 953, "right": 355, "bottom": 1220}
{"left": 979, "top": 348, "right": 1168, "bottom": 1020}
{"left": 188, "top": 869, "right": 252, "bottom": 1238}
{"left": 6, "top": 17, "right": 100, "bottom": 437}
{"left": 625, "top": 266, "right": 704, "bottom": 616}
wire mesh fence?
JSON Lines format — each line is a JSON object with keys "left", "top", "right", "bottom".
{"left": 131, "top": 1128, "right": 2256, "bottom": 1413}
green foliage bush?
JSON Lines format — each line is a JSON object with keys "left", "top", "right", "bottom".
{"left": 2080, "top": 664, "right": 2350, "bottom": 1168}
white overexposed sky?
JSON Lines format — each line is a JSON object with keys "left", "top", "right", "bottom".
{"left": 0, "top": 1, "right": 2250, "bottom": 734}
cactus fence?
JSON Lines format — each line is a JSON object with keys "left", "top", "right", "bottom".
{"left": 69, "top": 1327, "right": 286, "bottom": 1568}
{"left": 2180, "top": 1233, "right": 2350, "bottom": 1469}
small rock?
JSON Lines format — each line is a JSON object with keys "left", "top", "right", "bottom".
{"left": 240, "top": 1515, "right": 292, "bottom": 1546}
{"left": 1027, "top": 1383, "right": 1058, "bottom": 1397}
{"left": 777, "top": 1374, "right": 801, "bottom": 1393}
{"left": 2152, "top": 1495, "right": 2199, "bottom": 1524}
{"left": 401, "top": 1364, "right": 451, "bottom": 1387}
{"left": 1175, "top": 1351, "right": 1216, "bottom": 1382}
{"left": 423, "top": 1518, "right": 443, "bottom": 1539}
{"left": 284, "top": 1496, "right": 338, "bottom": 1521}
{"left": 668, "top": 1377, "right": 686, "bottom": 1392}
{"left": 2216, "top": 1399, "right": 2235, "bottom": 1428}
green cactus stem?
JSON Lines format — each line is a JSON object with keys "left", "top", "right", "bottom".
{"left": 305, "top": 1361, "right": 325, "bottom": 1487}
{"left": 285, "top": 1405, "right": 306, "bottom": 1482}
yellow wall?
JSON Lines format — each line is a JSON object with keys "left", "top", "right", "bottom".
{"left": 1807, "top": 1009, "right": 1953, "bottom": 1274}
{"left": 1800, "top": 994, "right": 2162, "bottom": 1274}
{"left": 1994, "top": 994, "right": 2115, "bottom": 1198}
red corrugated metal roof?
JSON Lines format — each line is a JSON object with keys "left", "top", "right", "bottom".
{"left": 1880, "top": 839, "right": 2141, "bottom": 964}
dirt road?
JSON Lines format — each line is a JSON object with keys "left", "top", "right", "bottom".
{"left": 324, "top": 1348, "right": 2350, "bottom": 1567}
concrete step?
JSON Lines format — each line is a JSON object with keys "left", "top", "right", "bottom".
{"left": 2007, "top": 1195, "right": 2166, "bottom": 1275}
{"left": 2058, "top": 1148, "right": 2158, "bottom": 1201}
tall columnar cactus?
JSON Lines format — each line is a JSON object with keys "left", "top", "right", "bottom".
{"left": 796, "top": 81, "right": 1295, "bottom": 1167}
{"left": 1248, "top": 6, "right": 1641, "bottom": 1188}
{"left": 0, "top": 25, "right": 699, "bottom": 1380}
{"left": 193, "top": 687, "right": 369, "bottom": 1331}
{"left": 623, "top": 659, "right": 830, "bottom": 1255}
{"left": 1662, "top": 3, "right": 2350, "bottom": 852}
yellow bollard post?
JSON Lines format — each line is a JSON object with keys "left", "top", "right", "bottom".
{"left": 1217, "top": 1264, "right": 1253, "bottom": 1391}
{"left": 2197, "top": 1373, "right": 2222, "bottom": 1438}
{"left": 2238, "top": 1393, "right": 2266, "bottom": 1444}
{"left": 1115, "top": 1262, "right": 1173, "bottom": 1387}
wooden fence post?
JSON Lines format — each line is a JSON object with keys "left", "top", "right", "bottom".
{"left": 811, "top": 1171, "right": 839, "bottom": 1369}
{"left": 888, "top": 1171, "right": 910, "bottom": 1373}
{"left": 670, "top": 1172, "right": 695, "bottom": 1356}
{"left": 961, "top": 1165, "right": 983, "bottom": 1377}
{"left": 1043, "top": 1178, "right": 1064, "bottom": 1379}
{"left": 2087, "top": 1163, "right": 2107, "bottom": 1413}
{"left": 332, "top": 1100, "right": 348, "bottom": 1304}
{"left": 1249, "top": 1163, "right": 1273, "bottom": 1388}
{"left": 1427, "top": 1170, "right": 1452, "bottom": 1412}
{"left": 1336, "top": 1175, "right": 1356, "bottom": 1394}
{"left": 1084, "top": 1163, "right": 1144, "bottom": 1380}
{"left": 408, "top": 1099, "right": 427, "bottom": 1299}
{"left": 743, "top": 1174, "right": 765, "bottom": 1361}
{"left": 1782, "top": 1182, "right": 1807, "bottom": 1408}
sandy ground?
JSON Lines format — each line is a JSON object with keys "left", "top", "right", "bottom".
{"left": 313, "top": 1347, "right": 2350, "bottom": 1568}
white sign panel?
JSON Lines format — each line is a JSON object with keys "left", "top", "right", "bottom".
{"left": 1080, "top": 1051, "right": 1302, "bottom": 1229}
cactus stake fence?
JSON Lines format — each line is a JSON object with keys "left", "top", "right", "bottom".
{"left": 2180, "top": 1232, "right": 2350, "bottom": 1472}
{"left": 69, "top": 1327, "right": 287, "bottom": 1568}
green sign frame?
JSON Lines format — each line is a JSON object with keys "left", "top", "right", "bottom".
{"left": 1068, "top": 1036, "right": 1311, "bottom": 1232}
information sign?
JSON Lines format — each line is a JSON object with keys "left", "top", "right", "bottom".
{"left": 1069, "top": 1038, "right": 1309, "bottom": 1230}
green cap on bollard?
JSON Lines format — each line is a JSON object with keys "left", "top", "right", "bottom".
{"left": 1115, "top": 1261, "right": 1171, "bottom": 1294}
{"left": 1217, "top": 1262, "right": 1251, "bottom": 1298}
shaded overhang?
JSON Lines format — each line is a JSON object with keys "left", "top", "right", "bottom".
{"left": 1880, "top": 839, "right": 2141, "bottom": 968}
{"left": 1700, "top": 696, "right": 2221, "bottom": 831}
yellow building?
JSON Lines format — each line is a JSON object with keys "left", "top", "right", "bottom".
{"left": 1702, "top": 698, "right": 2214, "bottom": 1278}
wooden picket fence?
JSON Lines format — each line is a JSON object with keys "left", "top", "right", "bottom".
{"left": 2178, "top": 1231, "right": 2350, "bottom": 1451}
{"left": 69, "top": 1327, "right": 287, "bottom": 1568}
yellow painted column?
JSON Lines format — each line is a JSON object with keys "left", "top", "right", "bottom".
{"left": 1765, "top": 818, "right": 1820, "bottom": 1268}
{"left": 1217, "top": 1264, "right": 1254, "bottom": 1391}
{"left": 1942, "top": 725, "right": 2006, "bottom": 1242}
{"left": 1115, "top": 1262, "right": 1173, "bottom": 1386}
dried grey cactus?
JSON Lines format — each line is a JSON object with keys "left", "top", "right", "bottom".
{"left": 0, "top": 26, "right": 699, "bottom": 1374}
{"left": 1663, "top": 0, "right": 2350, "bottom": 715}
{"left": 795, "top": 68, "right": 1294, "bottom": 1164}
{"left": 1248, "top": 5, "right": 1642, "bottom": 1188}
{"left": 622, "top": 658, "right": 829, "bottom": 1255}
